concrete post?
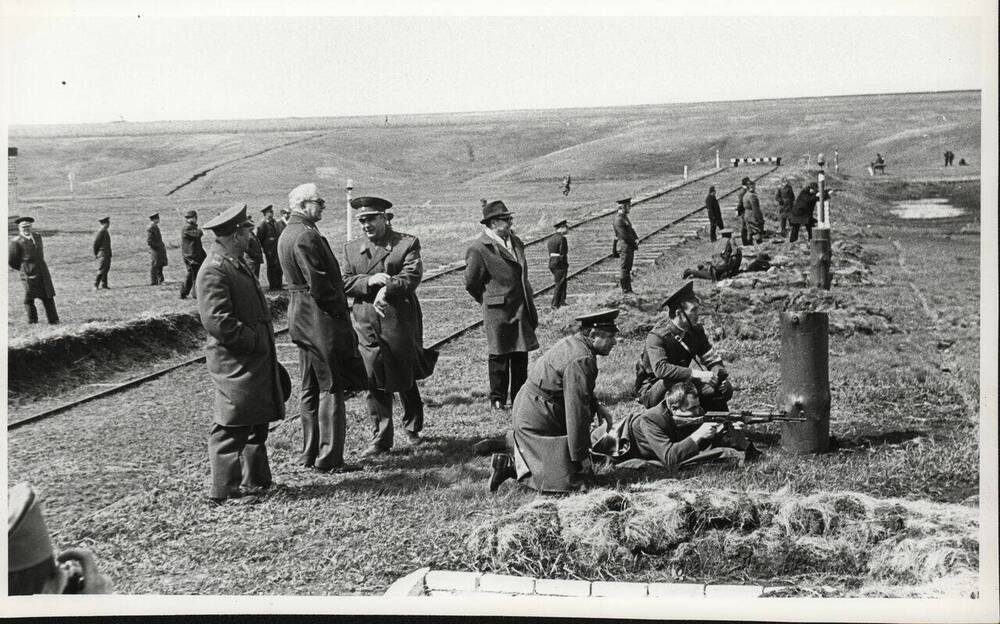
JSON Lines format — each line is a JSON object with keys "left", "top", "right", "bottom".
{"left": 683, "top": 165, "right": 688, "bottom": 180}
{"left": 779, "top": 312, "right": 831, "bottom": 454}
{"left": 809, "top": 227, "right": 832, "bottom": 290}
{"left": 716, "top": 149, "right": 720, "bottom": 169}
{"left": 345, "top": 179, "right": 354, "bottom": 241}
{"left": 7, "top": 147, "right": 17, "bottom": 216}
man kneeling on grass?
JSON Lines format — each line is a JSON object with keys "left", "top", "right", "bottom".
{"left": 474, "top": 309, "right": 620, "bottom": 494}
{"left": 591, "top": 381, "right": 759, "bottom": 472}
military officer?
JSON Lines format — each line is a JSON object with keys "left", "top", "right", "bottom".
{"left": 742, "top": 181, "right": 764, "bottom": 245}
{"left": 92, "top": 216, "right": 112, "bottom": 290}
{"left": 634, "top": 282, "right": 733, "bottom": 411}
{"left": 682, "top": 228, "right": 742, "bottom": 281}
{"left": 256, "top": 204, "right": 284, "bottom": 290}
{"left": 483, "top": 309, "right": 619, "bottom": 494}
{"left": 279, "top": 183, "right": 368, "bottom": 471}
{"left": 591, "top": 381, "right": 756, "bottom": 473}
{"left": 790, "top": 182, "right": 823, "bottom": 242}
{"left": 8, "top": 483, "right": 112, "bottom": 595}
{"left": 245, "top": 219, "right": 264, "bottom": 280}
{"left": 777, "top": 178, "right": 796, "bottom": 237}
{"left": 705, "top": 186, "right": 724, "bottom": 242}
{"left": 146, "top": 212, "right": 168, "bottom": 285}
{"left": 343, "top": 196, "right": 439, "bottom": 455}
{"left": 180, "top": 210, "right": 206, "bottom": 299}
{"left": 196, "top": 203, "right": 286, "bottom": 503}
{"left": 464, "top": 200, "right": 539, "bottom": 410}
{"left": 8, "top": 216, "right": 59, "bottom": 324}
{"left": 547, "top": 219, "right": 569, "bottom": 309}
{"left": 612, "top": 197, "right": 638, "bottom": 294}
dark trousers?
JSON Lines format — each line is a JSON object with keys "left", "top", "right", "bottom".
{"left": 94, "top": 255, "right": 111, "bottom": 288}
{"left": 488, "top": 351, "right": 529, "bottom": 406}
{"left": 550, "top": 267, "right": 568, "bottom": 308}
{"left": 789, "top": 223, "right": 813, "bottom": 242}
{"left": 779, "top": 215, "right": 789, "bottom": 235}
{"left": 265, "top": 253, "right": 283, "bottom": 290}
{"left": 208, "top": 422, "right": 271, "bottom": 499}
{"left": 708, "top": 217, "right": 723, "bottom": 242}
{"left": 25, "top": 297, "right": 59, "bottom": 324}
{"left": 181, "top": 260, "right": 202, "bottom": 298}
{"left": 739, "top": 214, "right": 751, "bottom": 245}
{"left": 150, "top": 260, "right": 165, "bottom": 285}
{"left": 367, "top": 384, "right": 423, "bottom": 450}
{"left": 299, "top": 353, "right": 347, "bottom": 469}
{"left": 618, "top": 243, "right": 635, "bottom": 293}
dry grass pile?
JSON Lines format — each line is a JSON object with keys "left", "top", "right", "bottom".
{"left": 466, "top": 482, "right": 978, "bottom": 597}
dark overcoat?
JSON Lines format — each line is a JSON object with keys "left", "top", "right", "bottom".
{"left": 790, "top": 189, "right": 819, "bottom": 225}
{"left": 196, "top": 240, "right": 285, "bottom": 427}
{"left": 464, "top": 232, "right": 539, "bottom": 355}
{"left": 510, "top": 333, "right": 600, "bottom": 493}
{"left": 742, "top": 190, "right": 765, "bottom": 232}
{"left": 181, "top": 223, "right": 207, "bottom": 264}
{"left": 705, "top": 193, "right": 723, "bottom": 227}
{"left": 779, "top": 184, "right": 796, "bottom": 217}
{"left": 8, "top": 234, "right": 56, "bottom": 301}
{"left": 147, "top": 223, "right": 168, "bottom": 266}
{"left": 343, "top": 229, "right": 437, "bottom": 392}
{"left": 278, "top": 214, "right": 368, "bottom": 392}
{"left": 547, "top": 233, "right": 568, "bottom": 271}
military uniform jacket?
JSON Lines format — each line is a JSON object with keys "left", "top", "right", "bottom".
{"left": 196, "top": 240, "right": 285, "bottom": 427}
{"left": 147, "top": 223, "right": 168, "bottom": 265}
{"left": 343, "top": 229, "right": 437, "bottom": 392}
{"left": 256, "top": 219, "right": 282, "bottom": 256}
{"left": 705, "top": 193, "right": 723, "bottom": 225}
{"left": 278, "top": 214, "right": 367, "bottom": 392}
{"left": 8, "top": 233, "right": 56, "bottom": 300}
{"left": 613, "top": 212, "right": 638, "bottom": 247}
{"left": 93, "top": 229, "right": 112, "bottom": 258}
{"left": 736, "top": 186, "right": 748, "bottom": 216}
{"left": 635, "top": 319, "right": 723, "bottom": 394}
{"left": 742, "top": 191, "right": 764, "bottom": 227}
{"left": 613, "top": 402, "right": 700, "bottom": 471}
{"left": 245, "top": 233, "right": 264, "bottom": 264}
{"left": 547, "top": 233, "right": 568, "bottom": 271}
{"left": 511, "top": 333, "right": 600, "bottom": 492}
{"left": 181, "top": 223, "right": 207, "bottom": 264}
{"left": 464, "top": 232, "right": 539, "bottom": 355}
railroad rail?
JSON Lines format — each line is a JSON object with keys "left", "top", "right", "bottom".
{"left": 8, "top": 165, "right": 776, "bottom": 431}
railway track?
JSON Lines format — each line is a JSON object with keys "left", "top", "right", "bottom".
{"left": 8, "top": 165, "right": 776, "bottom": 431}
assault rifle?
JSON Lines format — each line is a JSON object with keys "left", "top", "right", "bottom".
{"left": 702, "top": 410, "right": 808, "bottom": 425}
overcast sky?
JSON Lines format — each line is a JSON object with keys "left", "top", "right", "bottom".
{"left": 0, "top": 0, "right": 993, "bottom": 125}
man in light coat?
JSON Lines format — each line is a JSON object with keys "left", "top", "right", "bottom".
{"left": 464, "top": 200, "right": 539, "bottom": 410}
{"left": 343, "top": 196, "right": 438, "bottom": 455}
{"left": 8, "top": 216, "right": 59, "bottom": 324}
{"left": 280, "top": 184, "right": 369, "bottom": 470}
{"left": 196, "top": 203, "right": 286, "bottom": 503}
{"left": 742, "top": 181, "right": 764, "bottom": 245}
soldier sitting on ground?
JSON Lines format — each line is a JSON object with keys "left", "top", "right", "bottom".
{"left": 590, "top": 381, "right": 758, "bottom": 473}
{"left": 633, "top": 282, "right": 733, "bottom": 411}
{"left": 8, "top": 483, "right": 111, "bottom": 595}
{"left": 682, "top": 228, "right": 742, "bottom": 281}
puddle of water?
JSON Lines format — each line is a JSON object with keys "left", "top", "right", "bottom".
{"left": 890, "top": 198, "right": 966, "bottom": 219}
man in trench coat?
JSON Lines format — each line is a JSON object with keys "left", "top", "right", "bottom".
{"left": 705, "top": 186, "right": 724, "bottom": 242}
{"left": 92, "top": 217, "right": 112, "bottom": 289}
{"left": 480, "top": 309, "right": 619, "bottom": 494}
{"left": 343, "top": 196, "right": 438, "bottom": 455}
{"left": 8, "top": 216, "right": 59, "bottom": 324}
{"left": 196, "top": 203, "right": 285, "bottom": 503}
{"left": 742, "top": 181, "right": 765, "bottom": 245}
{"left": 280, "top": 183, "right": 368, "bottom": 470}
{"left": 146, "top": 213, "right": 168, "bottom": 285}
{"left": 464, "top": 200, "right": 539, "bottom": 410}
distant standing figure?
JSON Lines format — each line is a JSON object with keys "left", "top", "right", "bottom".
{"left": 742, "top": 182, "right": 764, "bottom": 245}
{"left": 705, "top": 185, "right": 724, "bottom": 242}
{"left": 196, "top": 203, "right": 286, "bottom": 503}
{"left": 735, "top": 177, "right": 751, "bottom": 245}
{"left": 8, "top": 216, "right": 59, "bottom": 324}
{"left": 562, "top": 175, "right": 572, "bottom": 196}
{"left": 146, "top": 212, "right": 168, "bottom": 285}
{"left": 92, "top": 217, "right": 112, "bottom": 290}
{"left": 245, "top": 222, "right": 263, "bottom": 280}
{"left": 777, "top": 178, "right": 795, "bottom": 236}
{"left": 256, "top": 205, "right": 284, "bottom": 291}
{"left": 789, "top": 182, "right": 820, "bottom": 242}
{"left": 180, "top": 210, "right": 207, "bottom": 299}
{"left": 612, "top": 197, "right": 639, "bottom": 294}
{"left": 548, "top": 219, "right": 569, "bottom": 309}
{"left": 944, "top": 150, "right": 954, "bottom": 166}
{"left": 465, "top": 200, "right": 539, "bottom": 410}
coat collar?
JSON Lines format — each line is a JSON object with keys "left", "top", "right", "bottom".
{"left": 478, "top": 231, "right": 519, "bottom": 264}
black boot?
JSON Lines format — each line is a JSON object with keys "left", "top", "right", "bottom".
{"left": 489, "top": 453, "right": 515, "bottom": 492}
{"left": 473, "top": 437, "right": 509, "bottom": 457}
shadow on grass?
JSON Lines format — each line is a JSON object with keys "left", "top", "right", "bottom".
{"left": 837, "top": 429, "right": 926, "bottom": 449}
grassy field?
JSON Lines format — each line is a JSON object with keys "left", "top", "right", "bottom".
{"left": 7, "top": 90, "right": 981, "bottom": 342}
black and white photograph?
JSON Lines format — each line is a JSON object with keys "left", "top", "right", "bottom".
{"left": 2, "top": 0, "right": 997, "bottom": 620}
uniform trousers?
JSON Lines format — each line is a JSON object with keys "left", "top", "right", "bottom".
{"left": 24, "top": 297, "right": 59, "bottom": 324}
{"left": 618, "top": 243, "right": 635, "bottom": 293}
{"left": 94, "top": 255, "right": 111, "bottom": 288}
{"left": 181, "top": 260, "right": 202, "bottom": 298}
{"left": 550, "top": 267, "right": 568, "bottom": 308}
{"left": 708, "top": 216, "right": 724, "bottom": 242}
{"left": 264, "top": 252, "right": 283, "bottom": 290}
{"left": 367, "top": 384, "right": 424, "bottom": 450}
{"left": 208, "top": 422, "right": 271, "bottom": 500}
{"left": 299, "top": 351, "right": 348, "bottom": 469}
{"left": 789, "top": 223, "right": 813, "bottom": 242}
{"left": 150, "top": 257, "right": 165, "bottom": 285}
{"left": 488, "top": 351, "right": 529, "bottom": 406}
